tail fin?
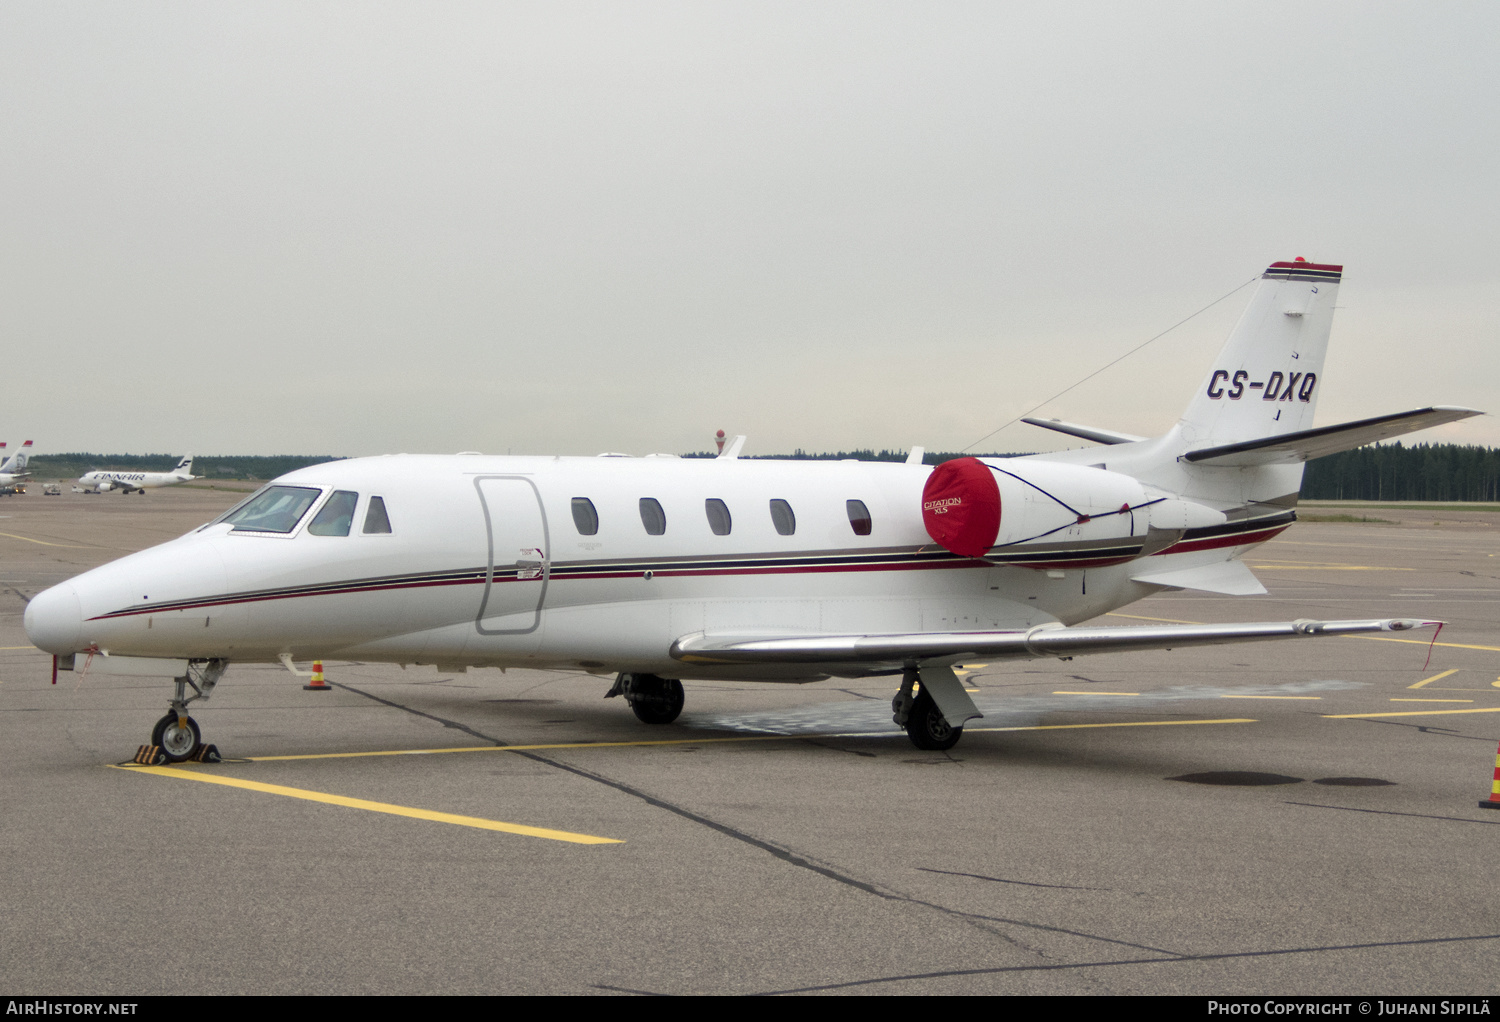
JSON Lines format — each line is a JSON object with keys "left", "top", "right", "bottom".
{"left": 2, "top": 440, "right": 35, "bottom": 476}
{"left": 1177, "top": 259, "right": 1340, "bottom": 450}
{"left": 175, "top": 454, "right": 194, "bottom": 475}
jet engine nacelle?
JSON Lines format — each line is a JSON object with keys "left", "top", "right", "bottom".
{"left": 922, "top": 457, "right": 1224, "bottom": 559}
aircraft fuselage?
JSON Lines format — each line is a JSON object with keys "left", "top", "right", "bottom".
{"left": 26, "top": 453, "right": 1283, "bottom": 681}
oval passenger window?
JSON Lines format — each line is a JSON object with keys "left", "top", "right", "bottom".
{"left": 769, "top": 499, "right": 795, "bottom": 536}
{"left": 705, "top": 498, "right": 731, "bottom": 536}
{"left": 846, "top": 499, "right": 872, "bottom": 536}
{"left": 572, "top": 497, "right": 599, "bottom": 536}
{"left": 639, "top": 497, "right": 666, "bottom": 536}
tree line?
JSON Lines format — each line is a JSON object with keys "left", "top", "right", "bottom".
{"left": 27, "top": 443, "right": 1500, "bottom": 502}
{"left": 691, "top": 442, "right": 1500, "bottom": 503}
{"left": 1299, "top": 442, "right": 1500, "bottom": 502}
{"left": 28, "top": 454, "right": 343, "bottom": 481}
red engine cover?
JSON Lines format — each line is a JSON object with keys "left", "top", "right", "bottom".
{"left": 921, "top": 457, "right": 1002, "bottom": 558}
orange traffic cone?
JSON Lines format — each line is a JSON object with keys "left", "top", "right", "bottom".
{"left": 304, "top": 660, "right": 332, "bottom": 692}
{"left": 1480, "top": 739, "right": 1500, "bottom": 810}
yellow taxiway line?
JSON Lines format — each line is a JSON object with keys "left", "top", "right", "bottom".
{"left": 1409, "top": 669, "right": 1459, "bottom": 690}
{"left": 0, "top": 532, "right": 88, "bottom": 548}
{"left": 243, "top": 716, "right": 1264, "bottom": 763}
{"left": 968, "top": 718, "right": 1256, "bottom": 733}
{"left": 1219, "top": 694, "right": 1321, "bottom": 700}
{"left": 1110, "top": 613, "right": 1497, "bottom": 657}
{"left": 250, "top": 734, "right": 809, "bottom": 762}
{"left": 1323, "top": 707, "right": 1500, "bottom": 720}
{"left": 1053, "top": 690, "right": 1140, "bottom": 696}
{"left": 111, "top": 764, "right": 621, "bottom": 845}
{"left": 1354, "top": 636, "right": 1500, "bottom": 653}
{"left": 1390, "top": 698, "right": 1473, "bottom": 703}
{"left": 1249, "top": 563, "right": 1415, "bottom": 571}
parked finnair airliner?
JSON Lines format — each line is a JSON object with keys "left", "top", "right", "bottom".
{"left": 25, "top": 259, "right": 1482, "bottom": 762}
{"left": 0, "top": 441, "right": 36, "bottom": 486}
{"left": 79, "top": 454, "right": 196, "bottom": 494}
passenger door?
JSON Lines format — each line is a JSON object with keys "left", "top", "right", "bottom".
{"left": 474, "top": 477, "right": 549, "bottom": 635}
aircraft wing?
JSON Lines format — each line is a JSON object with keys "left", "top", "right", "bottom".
{"left": 1021, "top": 417, "right": 1147, "bottom": 446}
{"left": 670, "top": 617, "right": 1435, "bottom": 666}
{"left": 1182, "top": 406, "right": 1482, "bottom": 466}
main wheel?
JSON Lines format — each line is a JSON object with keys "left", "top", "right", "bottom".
{"left": 628, "top": 675, "right": 685, "bottom": 725}
{"left": 150, "top": 713, "right": 201, "bottom": 762}
{"left": 904, "top": 691, "right": 962, "bottom": 751}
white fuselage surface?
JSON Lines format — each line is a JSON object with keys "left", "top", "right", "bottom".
{"left": 25, "top": 452, "right": 1288, "bottom": 681}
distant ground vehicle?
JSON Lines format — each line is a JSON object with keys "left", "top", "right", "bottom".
{"left": 42, "top": 483, "right": 61, "bottom": 496}
{"left": 0, "top": 484, "right": 26, "bottom": 496}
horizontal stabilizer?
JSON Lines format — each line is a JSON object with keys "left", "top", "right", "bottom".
{"left": 1021, "top": 417, "right": 1146, "bottom": 446}
{"left": 1130, "top": 559, "right": 1267, "bottom": 595}
{"left": 1182, "top": 407, "right": 1482, "bottom": 466}
{"left": 671, "top": 617, "right": 1435, "bottom": 666}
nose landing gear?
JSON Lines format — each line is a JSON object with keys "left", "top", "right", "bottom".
{"left": 139, "top": 660, "right": 228, "bottom": 763}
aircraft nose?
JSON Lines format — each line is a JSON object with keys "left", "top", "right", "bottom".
{"left": 25, "top": 582, "right": 83, "bottom": 654}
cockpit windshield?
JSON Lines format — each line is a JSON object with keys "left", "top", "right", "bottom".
{"left": 220, "top": 485, "right": 323, "bottom": 534}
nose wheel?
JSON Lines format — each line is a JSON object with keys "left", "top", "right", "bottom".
{"left": 150, "top": 713, "right": 201, "bottom": 761}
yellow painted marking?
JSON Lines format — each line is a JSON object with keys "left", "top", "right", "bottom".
{"left": 0, "top": 532, "right": 88, "bottom": 548}
{"left": 0, "top": 645, "right": 38, "bottom": 650}
{"left": 1106, "top": 612, "right": 1202, "bottom": 625}
{"left": 1390, "top": 698, "right": 1473, "bottom": 703}
{"left": 1494, "top": 677, "right": 1500, "bottom": 689}
{"left": 969, "top": 718, "right": 1255, "bottom": 733}
{"left": 1348, "top": 636, "right": 1500, "bottom": 653}
{"left": 245, "top": 717, "right": 1262, "bottom": 763}
{"left": 1053, "top": 690, "right": 1140, "bottom": 696}
{"left": 1220, "top": 694, "right": 1321, "bottom": 700}
{"left": 1249, "top": 563, "right": 1413, "bottom": 571}
{"left": 964, "top": 688, "right": 981, "bottom": 693}
{"left": 1409, "top": 669, "right": 1459, "bottom": 690}
{"left": 250, "top": 734, "right": 809, "bottom": 761}
{"left": 1324, "top": 707, "right": 1500, "bottom": 720}
{"left": 111, "top": 764, "right": 621, "bottom": 844}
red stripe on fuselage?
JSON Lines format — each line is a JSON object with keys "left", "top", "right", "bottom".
{"left": 1156, "top": 524, "right": 1289, "bottom": 555}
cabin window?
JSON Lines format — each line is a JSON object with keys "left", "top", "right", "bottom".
{"left": 704, "top": 498, "right": 732, "bottom": 536}
{"left": 571, "top": 497, "right": 599, "bottom": 536}
{"left": 846, "top": 499, "right": 873, "bottom": 536}
{"left": 639, "top": 497, "right": 666, "bottom": 536}
{"left": 769, "top": 499, "right": 796, "bottom": 536}
{"left": 223, "top": 485, "right": 322, "bottom": 534}
{"left": 308, "top": 490, "right": 359, "bottom": 536}
{"left": 363, "top": 495, "right": 392, "bottom": 534}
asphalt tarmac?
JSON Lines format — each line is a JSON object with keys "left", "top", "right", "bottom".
{"left": 2, "top": 487, "right": 1498, "bottom": 995}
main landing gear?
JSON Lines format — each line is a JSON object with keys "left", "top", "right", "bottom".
{"left": 605, "top": 672, "right": 685, "bottom": 724}
{"left": 891, "top": 667, "right": 965, "bottom": 751}
{"left": 137, "top": 660, "right": 229, "bottom": 764}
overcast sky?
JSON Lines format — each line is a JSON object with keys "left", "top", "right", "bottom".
{"left": 2, "top": 2, "right": 1496, "bottom": 458}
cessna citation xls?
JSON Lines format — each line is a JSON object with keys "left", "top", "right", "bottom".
{"left": 24, "top": 259, "right": 1482, "bottom": 760}
{"left": 79, "top": 454, "right": 196, "bottom": 494}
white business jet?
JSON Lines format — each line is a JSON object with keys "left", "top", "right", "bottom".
{"left": 0, "top": 440, "right": 36, "bottom": 486}
{"left": 79, "top": 454, "right": 196, "bottom": 494}
{"left": 25, "top": 259, "right": 1481, "bottom": 761}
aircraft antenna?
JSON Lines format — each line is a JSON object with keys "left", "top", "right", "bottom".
{"left": 960, "top": 274, "right": 1258, "bottom": 453}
